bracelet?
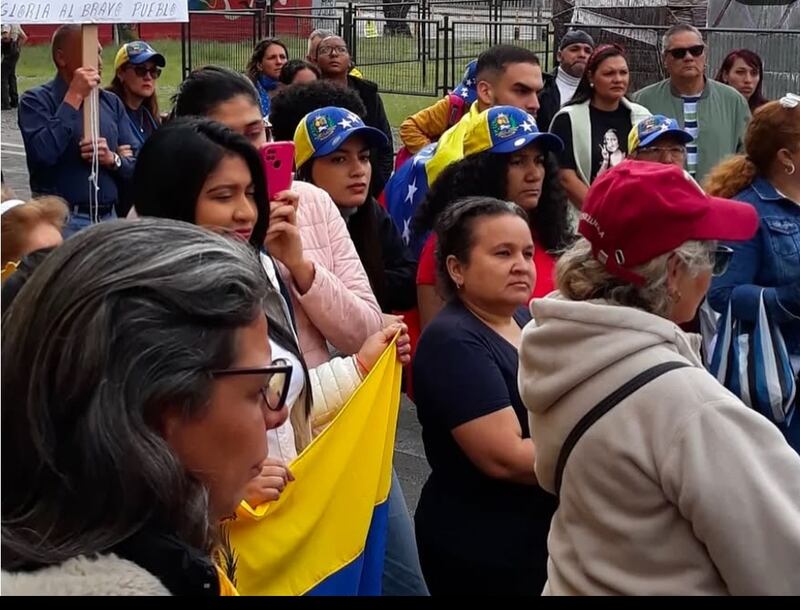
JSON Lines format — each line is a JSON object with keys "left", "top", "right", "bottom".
{"left": 355, "top": 354, "right": 370, "bottom": 377}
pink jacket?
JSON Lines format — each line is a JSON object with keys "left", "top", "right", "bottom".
{"left": 277, "top": 181, "right": 383, "bottom": 367}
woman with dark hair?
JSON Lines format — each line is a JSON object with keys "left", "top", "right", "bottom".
{"left": 170, "top": 67, "right": 384, "bottom": 371}
{"left": 246, "top": 38, "right": 289, "bottom": 117}
{"left": 412, "top": 196, "right": 557, "bottom": 595}
{"left": 279, "top": 59, "right": 320, "bottom": 86}
{"left": 133, "top": 118, "right": 409, "bottom": 462}
{"left": 715, "top": 49, "right": 768, "bottom": 112}
{"left": 1, "top": 219, "right": 289, "bottom": 594}
{"left": 550, "top": 43, "right": 650, "bottom": 208}
{"left": 413, "top": 105, "right": 570, "bottom": 328}
{"left": 293, "top": 106, "right": 417, "bottom": 315}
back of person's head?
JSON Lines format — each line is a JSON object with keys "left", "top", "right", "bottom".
{"left": 1, "top": 219, "right": 269, "bottom": 570}
{"left": 1, "top": 247, "right": 56, "bottom": 315}
{"left": 172, "top": 66, "right": 259, "bottom": 119}
{"left": 566, "top": 43, "right": 627, "bottom": 106}
{"left": 704, "top": 96, "right": 800, "bottom": 198}
{"left": 435, "top": 196, "right": 529, "bottom": 299}
{"left": 269, "top": 80, "right": 367, "bottom": 142}
{"left": 1, "top": 197, "right": 68, "bottom": 266}
{"left": 279, "top": 59, "right": 320, "bottom": 86}
{"left": 475, "top": 44, "right": 540, "bottom": 83}
{"left": 132, "top": 117, "right": 269, "bottom": 248}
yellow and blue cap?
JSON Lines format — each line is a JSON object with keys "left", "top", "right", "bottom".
{"left": 628, "top": 115, "right": 693, "bottom": 152}
{"left": 294, "top": 106, "right": 389, "bottom": 168}
{"left": 463, "top": 106, "right": 563, "bottom": 157}
{"left": 114, "top": 40, "right": 166, "bottom": 72}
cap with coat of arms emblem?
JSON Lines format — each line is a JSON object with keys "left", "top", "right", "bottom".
{"left": 463, "top": 105, "right": 564, "bottom": 157}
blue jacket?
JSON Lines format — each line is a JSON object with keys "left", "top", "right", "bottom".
{"left": 708, "top": 177, "right": 800, "bottom": 357}
{"left": 18, "top": 76, "right": 137, "bottom": 209}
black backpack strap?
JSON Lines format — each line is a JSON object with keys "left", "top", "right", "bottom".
{"left": 553, "top": 361, "right": 692, "bottom": 497}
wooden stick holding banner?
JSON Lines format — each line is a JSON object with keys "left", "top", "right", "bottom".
{"left": 81, "top": 24, "right": 98, "bottom": 137}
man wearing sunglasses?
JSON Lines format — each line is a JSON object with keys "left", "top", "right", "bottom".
{"left": 18, "top": 25, "right": 138, "bottom": 236}
{"left": 634, "top": 23, "right": 750, "bottom": 183}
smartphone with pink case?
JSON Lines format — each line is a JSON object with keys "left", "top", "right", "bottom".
{"left": 260, "top": 141, "right": 295, "bottom": 201}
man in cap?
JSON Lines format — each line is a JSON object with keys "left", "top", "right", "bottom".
{"left": 628, "top": 115, "right": 694, "bottom": 168}
{"left": 537, "top": 29, "right": 594, "bottom": 132}
{"left": 18, "top": 25, "right": 137, "bottom": 236}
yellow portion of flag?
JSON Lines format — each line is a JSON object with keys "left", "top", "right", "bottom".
{"left": 226, "top": 340, "right": 402, "bottom": 596}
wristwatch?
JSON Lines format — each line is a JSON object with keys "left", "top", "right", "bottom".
{"left": 112, "top": 152, "right": 122, "bottom": 170}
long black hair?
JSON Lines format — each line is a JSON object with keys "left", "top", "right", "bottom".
{"left": 295, "top": 161, "right": 389, "bottom": 310}
{"left": 171, "top": 66, "right": 260, "bottom": 119}
{"left": 565, "top": 43, "right": 628, "bottom": 107}
{"left": 133, "top": 117, "right": 269, "bottom": 250}
{"left": 413, "top": 146, "right": 572, "bottom": 253}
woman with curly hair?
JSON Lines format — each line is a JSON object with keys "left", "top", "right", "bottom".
{"left": 413, "top": 105, "right": 571, "bottom": 328}
{"left": 246, "top": 38, "right": 289, "bottom": 117}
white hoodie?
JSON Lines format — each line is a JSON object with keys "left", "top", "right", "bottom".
{"left": 518, "top": 294, "right": 800, "bottom": 595}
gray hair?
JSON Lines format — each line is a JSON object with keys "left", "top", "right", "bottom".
{"left": 307, "top": 28, "right": 336, "bottom": 55}
{"left": 1, "top": 218, "right": 270, "bottom": 569}
{"left": 662, "top": 23, "right": 704, "bottom": 54}
{"left": 556, "top": 237, "right": 715, "bottom": 318}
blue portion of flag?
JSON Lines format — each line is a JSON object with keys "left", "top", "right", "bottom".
{"left": 385, "top": 142, "right": 437, "bottom": 258}
{"left": 306, "top": 500, "right": 390, "bottom": 596}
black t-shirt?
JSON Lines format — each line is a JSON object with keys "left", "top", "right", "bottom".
{"left": 551, "top": 104, "right": 632, "bottom": 183}
{"left": 412, "top": 300, "right": 556, "bottom": 576}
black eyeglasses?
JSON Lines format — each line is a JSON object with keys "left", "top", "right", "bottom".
{"left": 318, "top": 45, "right": 348, "bottom": 57}
{"left": 130, "top": 65, "right": 162, "bottom": 79}
{"left": 712, "top": 245, "right": 734, "bottom": 277}
{"left": 211, "top": 358, "right": 293, "bottom": 412}
{"left": 666, "top": 45, "right": 705, "bottom": 60}
{"left": 637, "top": 145, "right": 687, "bottom": 159}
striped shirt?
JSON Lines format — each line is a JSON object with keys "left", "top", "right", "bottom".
{"left": 682, "top": 95, "right": 701, "bottom": 176}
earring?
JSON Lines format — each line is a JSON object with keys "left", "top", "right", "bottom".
{"left": 590, "top": 82, "right": 595, "bottom": 88}
{"left": 786, "top": 162, "right": 796, "bottom": 176}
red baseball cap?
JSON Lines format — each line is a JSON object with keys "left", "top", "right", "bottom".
{"left": 578, "top": 160, "right": 759, "bottom": 285}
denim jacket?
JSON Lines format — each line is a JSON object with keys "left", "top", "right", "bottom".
{"left": 708, "top": 177, "right": 800, "bottom": 357}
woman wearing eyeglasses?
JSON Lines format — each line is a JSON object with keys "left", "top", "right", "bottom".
{"left": 519, "top": 161, "right": 800, "bottom": 595}
{"left": 0, "top": 219, "right": 292, "bottom": 595}
{"left": 550, "top": 44, "right": 651, "bottom": 210}
{"left": 705, "top": 96, "right": 800, "bottom": 453}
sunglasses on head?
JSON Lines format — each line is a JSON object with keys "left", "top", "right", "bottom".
{"left": 711, "top": 245, "right": 733, "bottom": 277}
{"left": 666, "top": 45, "right": 705, "bottom": 60}
{"left": 129, "top": 65, "right": 162, "bottom": 79}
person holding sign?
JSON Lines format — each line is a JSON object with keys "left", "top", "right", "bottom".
{"left": 18, "top": 25, "right": 137, "bottom": 236}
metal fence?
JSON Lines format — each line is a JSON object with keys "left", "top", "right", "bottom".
{"left": 181, "top": 6, "right": 800, "bottom": 100}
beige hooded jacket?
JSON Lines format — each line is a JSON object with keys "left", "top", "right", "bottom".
{"left": 519, "top": 295, "right": 800, "bottom": 595}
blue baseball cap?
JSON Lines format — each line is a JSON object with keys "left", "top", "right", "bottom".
{"left": 114, "top": 40, "right": 166, "bottom": 71}
{"left": 452, "top": 60, "right": 478, "bottom": 105}
{"left": 294, "top": 106, "right": 389, "bottom": 168}
{"left": 463, "top": 106, "right": 564, "bottom": 157}
{"left": 628, "top": 115, "right": 693, "bottom": 151}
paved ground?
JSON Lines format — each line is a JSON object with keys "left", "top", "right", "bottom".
{"left": 0, "top": 109, "right": 430, "bottom": 512}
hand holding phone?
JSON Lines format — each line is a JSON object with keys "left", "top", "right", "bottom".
{"left": 260, "top": 141, "right": 295, "bottom": 201}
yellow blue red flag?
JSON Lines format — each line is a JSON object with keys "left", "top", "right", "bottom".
{"left": 223, "top": 340, "right": 402, "bottom": 596}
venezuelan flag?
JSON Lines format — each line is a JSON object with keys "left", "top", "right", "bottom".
{"left": 384, "top": 102, "right": 482, "bottom": 256}
{"left": 223, "top": 340, "right": 402, "bottom": 596}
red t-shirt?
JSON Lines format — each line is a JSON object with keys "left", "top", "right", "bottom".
{"left": 416, "top": 233, "right": 556, "bottom": 299}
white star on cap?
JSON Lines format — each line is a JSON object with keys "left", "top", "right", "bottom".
{"left": 346, "top": 112, "right": 360, "bottom": 123}
{"left": 338, "top": 118, "right": 353, "bottom": 129}
{"left": 521, "top": 121, "right": 534, "bottom": 132}
{"left": 405, "top": 180, "right": 418, "bottom": 203}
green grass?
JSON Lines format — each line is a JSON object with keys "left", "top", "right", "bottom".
{"left": 14, "top": 38, "right": 432, "bottom": 126}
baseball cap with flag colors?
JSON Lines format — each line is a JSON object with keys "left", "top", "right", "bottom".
{"left": 578, "top": 160, "right": 758, "bottom": 285}
{"left": 294, "top": 106, "right": 389, "bottom": 168}
{"left": 114, "top": 41, "right": 166, "bottom": 71}
{"left": 463, "top": 106, "right": 563, "bottom": 157}
{"left": 628, "top": 114, "right": 693, "bottom": 152}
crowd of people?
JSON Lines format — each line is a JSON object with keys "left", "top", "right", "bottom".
{"left": 2, "top": 20, "right": 800, "bottom": 596}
